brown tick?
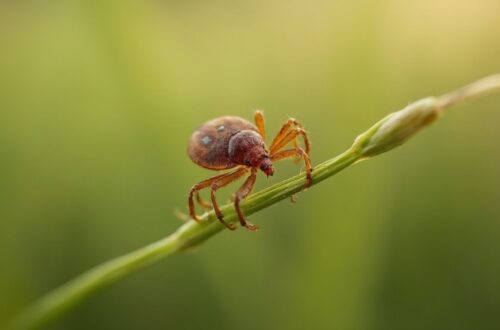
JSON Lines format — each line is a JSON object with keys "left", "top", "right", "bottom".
{"left": 187, "top": 111, "right": 312, "bottom": 231}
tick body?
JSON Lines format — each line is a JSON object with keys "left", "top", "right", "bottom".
{"left": 187, "top": 111, "right": 312, "bottom": 231}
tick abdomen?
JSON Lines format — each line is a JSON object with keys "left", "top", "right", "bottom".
{"left": 187, "top": 116, "right": 258, "bottom": 170}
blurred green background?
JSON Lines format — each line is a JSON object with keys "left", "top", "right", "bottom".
{"left": 1, "top": 1, "right": 500, "bottom": 329}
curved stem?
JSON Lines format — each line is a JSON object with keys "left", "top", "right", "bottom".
{"left": 11, "top": 74, "right": 500, "bottom": 329}
{"left": 437, "top": 74, "right": 500, "bottom": 109}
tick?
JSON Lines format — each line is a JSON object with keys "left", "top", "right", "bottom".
{"left": 187, "top": 111, "right": 312, "bottom": 231}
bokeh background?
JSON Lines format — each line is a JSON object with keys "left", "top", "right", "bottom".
{"left": 1, "top": 1, "right": 500, "bottom": 329}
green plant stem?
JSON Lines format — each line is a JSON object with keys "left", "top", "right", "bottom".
{"left": 11, "top": 74, "right": 500, "bottom": 329}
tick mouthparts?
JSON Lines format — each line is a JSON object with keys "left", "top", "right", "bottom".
{"left": 260, "top": 157, "right": 274, "bottom": 176}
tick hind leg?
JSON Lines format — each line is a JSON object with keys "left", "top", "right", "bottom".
{"left": 210, "top": 168, "right": 248, "bottom": 230}
{"left": 195, "top": 191, "right": 212, "bottom": 210}
{"left": 271, "top": 148, "right": 313, "bottom": 188}
{"left": 234, "top": 169, "right": 259, "bottom": 231}
{"left": 188, "top": 168, "right": 245, "bottom": 223}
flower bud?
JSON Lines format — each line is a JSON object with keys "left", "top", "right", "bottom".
{"left": 352, "top": 97, "right": 440, "bottom": 158}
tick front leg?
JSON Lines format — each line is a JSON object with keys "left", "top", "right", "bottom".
{"left": 269, "top": 118, "right": 310, "bottom": 155}
{"left": 234, "top": 169, "right": 259, "bottom": 231}
{"left": 270, "top": 118, "right": 294, "bottom": 152}
{"left": 254, "top": 110, "right": 266, "bottom": 142}
{"left": 271, "top": 148, "right": 313, "bottom": 188}
{"left": 270, "top": 127, "right": 311, "bottom": 156}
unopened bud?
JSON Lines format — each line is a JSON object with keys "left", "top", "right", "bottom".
{"left": 352, "top": 97, "right": 440, "bottom": 158}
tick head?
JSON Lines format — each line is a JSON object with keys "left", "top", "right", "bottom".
{"left": 229, "top": 130, "right": 273, "bottom": 172}
{"left": 259, "top": 157, "right": 274, "bottom": 177}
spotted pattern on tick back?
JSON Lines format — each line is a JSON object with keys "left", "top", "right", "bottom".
{"left": 188, "top": 116, "right": 259, "bottom": 170}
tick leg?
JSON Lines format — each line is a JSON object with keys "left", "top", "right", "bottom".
{"left": 269, "top": 118, "right": 310, "bottom": 155}
{"left": 271, "top": 148, "right": 313, "bottom": 188}
{"left": 188, "top": 168, "right": 244, "bottom": 222}
{"left": 210, "top": 168, "right": 248, "bottom": 230}
{"left": 270, "top": 127, "right": 311, "bottom": 156}
{"left": 270, "top": 118, "right": 295, "bottom": 151}
{"left": 195, "top": 191, "right": 212, "bottom": 210}
{"left": 254, "top": 110, "right": 266, "bottom": 142}
{"left": 234, "top": 169, "right": 259, "bottom": 231}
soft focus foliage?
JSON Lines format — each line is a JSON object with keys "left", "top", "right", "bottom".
{"left": 1, "top": 1, "right": 500, "bottom": 329}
